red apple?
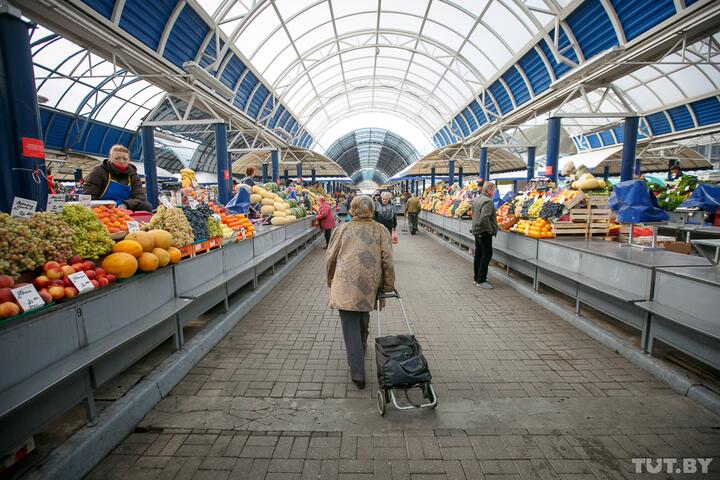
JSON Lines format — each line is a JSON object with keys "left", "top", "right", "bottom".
{"left": 46, "top": 267, "right": 63, "bottom": 280}
{"left": 48, "top": 285, "right": 65, "bottom": 300}
{"left": 64, "top": 286, "right": 78, "bottom": 298}
{"left": 0, "top": 302, "right": 20, "bottom": 318}
{"left": 90, "top": 279, "right": 100, "bottom": 289}
{"left": 84, "top": 270, "right": 96, "bottom": 280}
{"left": 0, "top": 275, "right": 14, "bottom": 289}
{"left": 95, "top": 268, "right": 106, "bottom": 277}
{"left": 105, "top": 274, "right": 116, "bottom": 283}
{"left": 39, "top": 290, "right": 52, "bottom": 305}
{"left": 61, "top": 265, "right": 75, "bottom": 277}
{"left": 97, "top": 277, "right": 109, "bottom": 287}
{"left": 82, "top": 260, "right": 96, "bottom": 270}
{"left": 50, "top": 279, "right": 64, "bottom": 286}
{"left": 0, "top": 288, "right": 14, "bottom": 303}
{"left": 68, "top": 255, "right": 83, "bottom": 265}
{"left": 43, "top": 261, "right": 61, "bottom": 272}
{"left": 33, "top": 275, "right": 50, "bottom": 289}
{"left": 71, "top": 263, "right": 85, "bottom": 272}
{"left": 62, "top": 276, "right": 74, "bottom": 287}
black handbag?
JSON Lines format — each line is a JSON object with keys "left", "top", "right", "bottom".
{"left": 375, "top": 334, "right": 432, "bottom": 388}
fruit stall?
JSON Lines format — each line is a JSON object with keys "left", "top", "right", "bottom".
{"left": 0, "top": 189, "right": 319, "bottom": 455}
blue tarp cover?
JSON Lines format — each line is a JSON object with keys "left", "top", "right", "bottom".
{"left": 608, "top": 180, "right": 669, "bottom": 223}
{"left": 678, "top": 184, "right": 720, "bottom": 212}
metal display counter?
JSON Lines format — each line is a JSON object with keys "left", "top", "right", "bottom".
{"left": 419, "top": 211, "right": 718, "bottom": 370}
{"left": 0, "top": 219, "right": 319, "bottom": 454}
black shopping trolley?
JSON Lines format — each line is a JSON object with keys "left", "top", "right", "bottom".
{"left": 374, "top": 290, "right": 438, "bottom": 416}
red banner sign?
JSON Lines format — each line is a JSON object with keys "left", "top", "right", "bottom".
{"left": 545, "top": 165, "right": 553, "bottom": 175}
{"left": 21, "top": 137, "right": 45, "bottom": 159}
{"left": 223, "top": 169, "right": 230, "bottom": 180}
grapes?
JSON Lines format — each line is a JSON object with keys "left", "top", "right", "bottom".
{"left": 0, "top": 213, "right": 45, "bottom": 278}
{"left": 207, "top": 217, "right": 222, "bottom": 238}
{"left": 26, "top": 212, "right": 75, "bottom": 263}
{"left": 539, "top": 201, "right": 565, "bottom": 219}
{"left": 180, "top": 206, "right": 209, "bottom": 241}
{"left": 146, "top": 205, "right": 194, "bottom": 247}
{"left": 62, "top": 204, "right": 114, "bottom": 259}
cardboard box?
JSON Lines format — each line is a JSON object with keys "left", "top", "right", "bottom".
{"left": 663, "top": 242, "right": 692, "bottom": 255}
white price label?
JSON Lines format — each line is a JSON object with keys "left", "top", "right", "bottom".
{"left": 46, "top": 194, "right": 65, "bottom": 213}
{"left": 78, "top": 194, "right": 92, "bottom": 207}
{"left": 212, "top": 214, "right": 221, "bottom": 222}
{"left": 240, "top": 229, "right": 246, "bottom": 240}
{"left": 127, "top": 220, "right": 141, "bottom": 232}
{"left": 11, "top": 284, "right": 45, "bottom": 312}
{"left": 68, "top": 271, "right": 94, "bottom": 293}
{"left": 160, "top": 196, "right": 174, "bottom": 208}
{"left": 11, "top": 197, "right": 37, "bottom": 219}
{"left": 189, "top": 198, "right": 199, "bottom": 209}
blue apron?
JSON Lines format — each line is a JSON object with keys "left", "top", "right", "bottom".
{"left": 100, "top": 174, "right": 131, "bottom": 206}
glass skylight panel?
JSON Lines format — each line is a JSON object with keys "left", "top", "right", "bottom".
{"left": 422, "top": 21, "right": 466, "bottom": 52}
{"left": 238, "top": 5, "right": 280, "bottom": 55}
{"left": 254, "top": 28, "right": 292, "bottom": 74}
{"left": 275, "top": 0, "right": 320, "bottom": 21}
{"left": 286, "top": 2, "right": 330, "bottom": 37}
{"left": 469, "top": 25, "right": 511, "bottom": 69}
{"left": 379, "top": 12, "right": 423, "bottom": 33}
{"left": 331, "top": 0, "right": 377, "bottom": 18}
{"left": 667, "top": 67, "right": 713, "bottom": 97}
{"left": 333, "top": 13, "right": 378, "bottom": 36}
{"left": 262, "top": 47, "right": 297, "bottom": 84}
{"left": 294, "top": 23, "right": 336, "bottom": 56}
{"left": 195, "top": 0, "right": 224, "bottom": 19}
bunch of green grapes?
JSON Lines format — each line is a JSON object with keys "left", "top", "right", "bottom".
{"left": 207, "top": 217, "right": 222, "bottom": 238}
{"left": 0, "top": 213, "right": 45, "bottom": 278}
{"left": 146, "top": 205, "right": 194, "bottom": 247}
{"left": 26, "top": 212, "right": 75, "bottom": 263}
{"left": 528, "top": 198, "right": 545, "bottom": 217}
{"left": 62, "top": 204, "right": 114, "bottom": 259}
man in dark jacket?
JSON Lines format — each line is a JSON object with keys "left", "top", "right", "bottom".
{"left": 83, "top": 145, "right": 152, "bottom": 211}
{"left": 470, "top": 182, "right": 498, "bottom": 289}
{"left": 404, "top": 193, "right": 421, "bottom": 234}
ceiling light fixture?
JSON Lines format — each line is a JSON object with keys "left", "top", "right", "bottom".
{"left": 183, "top": 61, "right": 235, "bottom": 100}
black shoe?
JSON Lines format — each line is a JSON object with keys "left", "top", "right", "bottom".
{"left": 353, "top": 379, "right": 366, "bottom": 389}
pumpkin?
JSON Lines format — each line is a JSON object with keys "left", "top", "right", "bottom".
{"left": 125, "top": 231, "right": 155, "bottom": 252}
{"left": 152, "top": 248, "right": 171, "bottom": 267}
{"left": 148, "top": 229, "right": 172, "bottom": 250}
{"left": 137, "top": 252, "right": 159, "bottom": 272}
{"left": 250, "top": 193, "right": 263, "bottom": 203}
{"left": 260, "top": 205, "right": 275, "bottom": 215}
{"left": 102, "top": 252, "right": 138, "bottom": 279}
{"left": 167, "top": 246, "right": 182, "bottom": 264}
{"left": 112, "top": 239, "right": 144, "bottom": 258}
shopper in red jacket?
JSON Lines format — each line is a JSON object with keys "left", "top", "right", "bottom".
{"left": 316, "top": 197, "right": 336, "bottom": 249}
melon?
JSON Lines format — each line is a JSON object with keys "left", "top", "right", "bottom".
{"left": 125, "top": 231, "right": 155, "bottom": 252}
{"left": 137, "top": 252, "right": 159, "bottom": 272}
{"left": 250, "top": 193, "right": 263, "bottom": 203}
{"left": 260, "top": 205, "right": 275, "bottom": 215}
{"left": 273, "top": 210, "right": 286, "bottom": 217}
{"left": 287, "top": 199, "right": 297, "bottom": 208}
{"left": 277, "top": 191, "right": 286, "bottom": 199}
{"left": 286, "top": 215, "right": 297, "bottom": 222}
{"left": 261, "top": 198, "right": 275, "bottom": 206}
{"left": 271, "top": 217, "right": 288, "bottom": 225}
{"left": 148, "top": 229, "right": 172, "bottom": 250}
{"left": 152, "top": 248, "right": 171, "bottom": 267}
{"left": 102, "top": 252, "right": 138, "bottom": 279}
{"left": 167, "top": 246, "right": 182, "bottom": 264}
{"left": 261, "top": 190, "right": 274, "bottom": 199}
{"left": 264, "top": 182, "right": 278, "bottom": 191}
{"left": 251, "top": 185, "right": 262, "bottom": 194}
{"left": 112, "top": 239, "right": 144, "bottom": 258}
{"left": 274, "top": 202, "right": 287, "bottom": 211}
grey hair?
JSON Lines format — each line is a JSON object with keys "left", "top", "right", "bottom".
{"left": 482, "top": 181, "right": 496, "bottom": 195}
{"left": 350, "top": 195, "right": 375, "bottom": 219}
{"left": 380, "top": 191, "right": 392, "bottom": 202}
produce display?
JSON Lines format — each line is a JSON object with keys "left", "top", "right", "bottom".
{"left": 62, "top": 204, "right": 115, "bottom": 259}
{"left": 180, "top": 168, "right": 197, "bottom": 188}
{"left": 145, "top": 205, "right": 194, "bottom": 247}
{"left": 208, "top": 202, "right": 255, "bottom": 240}
{"left": 251, "top": 184, "right": 307, "bottom": 224}
{"left": 0, "top": 213, "right": 45, "bottom": 278}
{"left": 653, "top": 175, "right": 699, "bottom": 211}
{"left": 420, "top": 181, "right": 479, "bottom": 218}
{"left": 26, "top": 212, "right": 74, "bottom": 264}
{"left": 180, "top": 205, "right": 211, "bottom": 241}
{"left": 92, "top": 205, "right": 134, "bottom": 233}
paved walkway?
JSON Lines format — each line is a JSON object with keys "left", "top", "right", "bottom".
{"left": 88, "top": 231, "right": 720, "bottom": 479}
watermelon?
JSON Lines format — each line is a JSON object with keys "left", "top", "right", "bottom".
{"left": 264, "top": 182, "right": 278, "bottom": 191}
{"left": 277, "top": 191, "right": 286, "bottom": 199}
{"left": 287, "top": 199, "right": 297, "bottom": 208}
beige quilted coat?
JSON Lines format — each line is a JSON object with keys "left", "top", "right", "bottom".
{"left": 325, "top": 218, "right": 395, "bottom": 311}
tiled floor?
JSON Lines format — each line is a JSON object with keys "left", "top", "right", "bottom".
{"left": 88, "top": 231, "right": 720, "bottom": 479}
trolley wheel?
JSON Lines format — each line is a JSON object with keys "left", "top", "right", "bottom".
{"left": 425, "top": 383, "right": 438, "bottom": 408}
{"left": 377, "top": 390, "right": 386, "bottom": 416}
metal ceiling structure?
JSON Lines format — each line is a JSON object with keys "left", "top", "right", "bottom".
{"left": 325, "top": 128, "right": 419, "bottom": 185}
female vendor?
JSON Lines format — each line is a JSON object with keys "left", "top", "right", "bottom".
{"left": 83, "top": 145, "right": 153, "bottom": 211}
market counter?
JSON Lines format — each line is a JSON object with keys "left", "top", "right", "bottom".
{"left": 419, "top": 211, "right": 719, "bottom": 372}
{"left": 0, "top": 218, "right": 320, "bottom": 455}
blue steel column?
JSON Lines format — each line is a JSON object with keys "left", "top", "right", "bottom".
{"left": 546, "top": 117, "right": 561, "bottom": 184}
{"left": 526, "top": 146, "right": 536, "bottom": 181}
{"left": 141, "top": 126, "right": 158, "bottom": 208}
{"left": 271, "top": 150, "right": 279, "bottom": 182}
{"left": 603, "top": 165, "right": 610, "bottom": 181}
{"left": 620, "top": 116, "right": 639, "bottom": 182}
{"left": 74, "top": 168, "right": 83, "bottom": 183}
{"left": 512, "top": 180, "right": 518, "bottom": 193}
{"left": 296, "top": 162, "right": 303, "bottom": 181}
{"left": 634, "top": 157, "right": 642, "bottom": 177}
{"left": 448, "top": 159, "right": 455, "bottom": 186}
{"left": 0, "top": 9, "right": 47, "bottom": 212}
{"left": 283, "top": 169, "right": 289, "bottom": 184}
{"left": 214, "top": 123, "right": 230, "bottom": 204}
{"left": 458, "top": 166, "right": 464, "bottom": 187}
{"left": 431, "top": 167, "right": 436, "bottom": 187}
{"left": 479, "top": 147, "right": 488, "bottom": 182}
{"left": 261, "top": 163, "right": 268, "bottom": 183}
{"left": 311, "top": 168, "right": 316, "bottom": 183}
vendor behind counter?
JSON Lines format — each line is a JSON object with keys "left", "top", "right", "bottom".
{"left": 83, "top": 144, "right": 153, "bottom": 212}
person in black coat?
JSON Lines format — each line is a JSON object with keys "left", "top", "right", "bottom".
{"left": 83, "top": 145, "right": 152, "bottom": 211}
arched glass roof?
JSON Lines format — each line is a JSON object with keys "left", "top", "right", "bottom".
{"left": 325, "top": 128, "right": 419, "bottom": 185}
{"left": 199, "top": 0, "right": 572, "bottom": 140}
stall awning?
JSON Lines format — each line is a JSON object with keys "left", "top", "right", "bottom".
{"left": 230, "top": 148, "right": 347, "bottom": 178}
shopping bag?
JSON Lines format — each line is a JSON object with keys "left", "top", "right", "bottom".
{"left": 225, "top": 185, "right": 251, "bottom": 214}
{"left": 391, "top": 230, "right": 398, "bottom": 244}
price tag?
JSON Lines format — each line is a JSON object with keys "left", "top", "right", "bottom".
{"left": 212, "top": 214, "right": 221, "bottom": 222}
{"left": 160, "top": 196, "right": 174, "bottom": 208}
{"left": 240, "top": 229, "right": 247, "bottom": 240}
{"left": 46, "top": 194, "right": 65, "bottom": 213}
{"left": 68, "top": 271, "right": 94, "bottom": 293}
{"left": 11, "top": 197, "right": 37, "bottom": 219}
{"left": 78, "top": 194, "right": 92, "bottom": 207}
{"left": 127, "top": 221, "right": 141, "bottom": 232}
{"left": 11, "top": 284, "right": 45, "bottom": 312}
{"left": 189, "top": 198, "right": 199, "bottom": 209}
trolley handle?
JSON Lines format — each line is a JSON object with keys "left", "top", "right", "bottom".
{"left": 376, "top": 289, "right": 400, "bottom": 300}
{"left": 375, "top": 289, "right": 413, "bottom": 337}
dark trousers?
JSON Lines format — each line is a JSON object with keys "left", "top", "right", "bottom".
{"left": 407, "top": 213, "right": 418, "bottom": 233}
{"left": 473, "top": 233, "right": 493, "bottom": 283}
{"left": 323, "top": 228, "right": 332, "bottom": 246}
{"left": 339, "top": 310, "right": 370, "bottom": 381}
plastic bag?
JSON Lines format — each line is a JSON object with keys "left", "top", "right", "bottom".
{"left": 678, "top": 184, "right": 720, "bottom": 212}
{"left": 226, "top": 184, "right": 251, "bottom": 214}
{"left": 391, "top": 230, "right": 398, "bottom": 244}
{"left": 608, "top": 180, "right": 669, "bottom": 223}
{"left": 345, "top": 213, "right": 351, "bottom": 222}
